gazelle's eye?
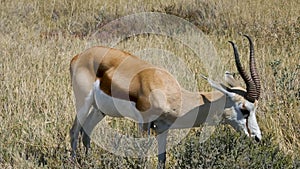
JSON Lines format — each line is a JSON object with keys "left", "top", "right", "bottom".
{"left": 240, "top": 109, "right": 250, "bottom": 118}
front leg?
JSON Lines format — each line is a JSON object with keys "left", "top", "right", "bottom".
{"left": 156, "top": 129, "right": 169, "bottom": 169}
{"left": 138, "top": 122, "right": 152, "bottom": 137}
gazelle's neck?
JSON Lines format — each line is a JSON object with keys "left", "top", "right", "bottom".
{"left": 180, "top": 89, "right": 225, "bottom": 115}
{"left": 169, "top": 89, "right": 227, "bottom": 129}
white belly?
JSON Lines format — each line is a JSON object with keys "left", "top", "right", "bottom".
{"left": 93, "top": 80, "right": 142, "bottom": 122}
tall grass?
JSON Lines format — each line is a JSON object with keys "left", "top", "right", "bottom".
{"left": 0, "top": 0, "right": 299, "bottom": 168}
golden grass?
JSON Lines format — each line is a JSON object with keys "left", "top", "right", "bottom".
{"left": 0, "top": 0, "right": 299, "bottom": 168}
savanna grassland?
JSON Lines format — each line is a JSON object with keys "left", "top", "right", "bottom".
{"left": 0, "top": 0, "right": 299, "bottom": 168}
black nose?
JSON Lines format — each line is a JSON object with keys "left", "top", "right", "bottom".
{"left": 254, "top": 136, "right": 260, "bottom": 142}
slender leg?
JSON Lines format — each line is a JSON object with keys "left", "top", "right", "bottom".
{"left": 136, "top": 113, "right": 150, "bottom": 137}
{"left": 156, "top": 130, "right": 168, "bottom": 169}
{"left": 138, "top": 122, "right": 144, "bottom": 136}
{"left": 70, "top": 88, "right": 95, "bottom": 158}
{"left": 147, "top": 122, "right": 152, "bottom": 135}
{"left": 81, "top": 107, "right": 105, "bottom": 155}
{"left": 70, "top": 116, "right": 82, "bottom": 158}
{"left": 138, "top": 122, "right": 151, "bottom": 136}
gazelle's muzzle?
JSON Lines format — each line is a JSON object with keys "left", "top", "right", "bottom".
{"left": 246, "top": 112, "right": 262, "bottom": 142}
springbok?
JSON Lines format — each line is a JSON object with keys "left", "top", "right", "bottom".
{"left": 69, "top": 35, "right": 261, "bottom": 168}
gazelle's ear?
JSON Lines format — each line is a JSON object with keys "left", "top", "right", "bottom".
{"left": 200, "top": 74, "right": 235, "bottom": 98}
{"left": 220, "top": 83, "right": 232, "bottom": 92}
{"left": 224, "top": 71, "right": 240, "bottom": 87}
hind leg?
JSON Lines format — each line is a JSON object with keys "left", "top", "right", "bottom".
{"left": 70, "top": 87, "right": 95, "bottom": 157}
{"left": 81, "top": 107, "right": 106, "bottom": 155}
{"left": 70, "top": 107, "right": 92, "bottom": 157}
{"left": 70, "top": 116, "right": 82, "bottom": 158}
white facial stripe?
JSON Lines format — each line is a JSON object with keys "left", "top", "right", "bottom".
{"left": 244, "top": 101, "right": 254, "bottom": 110}
{"left": 225, "top": 101, "right": 261, "bottom": 140}
{"left": 224, "top": 107, "right": 249, "bottom": 135}
{"left": 242, "top": 100, "right": 262, "bottom": 139}
{"left": 247, "top": 112, "right": 262, "bottom": 139}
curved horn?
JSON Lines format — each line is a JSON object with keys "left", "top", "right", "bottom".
{"left": 244, "top": 35, "right": 261, "bottom": 100}
{"left": 228, "top": 41, "right": 257, "bottom": 103}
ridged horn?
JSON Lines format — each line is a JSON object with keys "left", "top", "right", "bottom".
{"left": 244, "top": 35, "right": 261, "bottom": 100}
{"left": 228, "top": 41, "right": 257, "bottom": 103}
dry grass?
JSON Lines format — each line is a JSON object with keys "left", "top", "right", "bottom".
{"left": 0, "top": 0, "right": 299, "bottom": 168}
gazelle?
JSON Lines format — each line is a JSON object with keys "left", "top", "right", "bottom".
{"left": 69, "top": 35, "right": 261, "bottom": 168}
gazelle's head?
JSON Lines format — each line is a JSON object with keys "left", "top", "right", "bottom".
{"left": 205, "top": 35, "right": 262, "bottom": 141}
